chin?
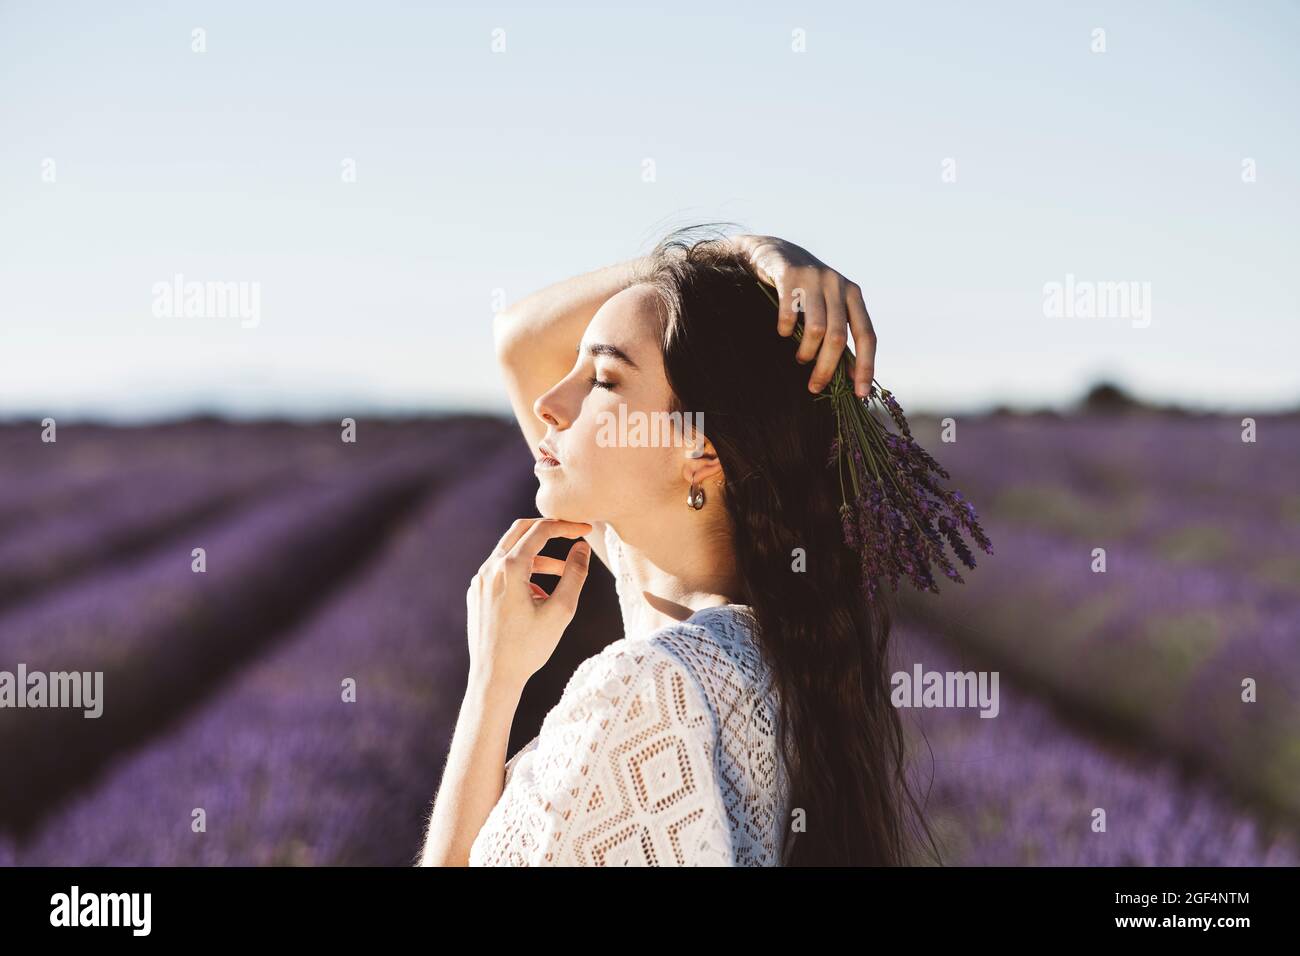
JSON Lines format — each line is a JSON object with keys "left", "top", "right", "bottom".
{"left": 533, "top": 484, "right": 567, "bottom": 520}
{"left": 534, "top": 483, "right": 591, "bottom": 523}
{"left": 534, "top": 489, "right": 556, "bottom": 518}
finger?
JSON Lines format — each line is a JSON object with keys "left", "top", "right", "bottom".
{"left": 808, "top": 287, "right": 849, "bottom": 393}
{"left": 507, "top": 518, "right": 594, "bottom": 562}
{"left": 776, "top": 272, "right": 798, "bottom": 337}
{"left": 545, "top": 539, "right": 591, "bottom": 614}
{"left": 530, "top": 555, "right": 568, "bottom": 576}
{"left": 794, "top": 288, "right": 827, "bottom": 364}
{"left": 492, "top": 517, "right": 541, "bottom": 556}
{"left": 846, "top": 284, "right": 876, "bottom": 398}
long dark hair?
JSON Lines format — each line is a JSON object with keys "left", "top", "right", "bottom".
{"left": 633, "top": 223, "right": 941, "bottom": 866}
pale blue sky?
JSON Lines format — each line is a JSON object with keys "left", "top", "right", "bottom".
{"left": 1, "top": 0, "right": 1296, "bottom": 421}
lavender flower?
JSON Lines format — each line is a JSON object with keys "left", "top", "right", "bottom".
{"left": 757, "top": 280, "right": 993, "bottom": 603}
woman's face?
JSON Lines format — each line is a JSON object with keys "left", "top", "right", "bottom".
{"left": 532, "top": 284, "right": 703, "bottom": 526}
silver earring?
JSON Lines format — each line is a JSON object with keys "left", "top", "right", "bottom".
{"left": 687, "top": 481, "right": 706, "bottom": 510}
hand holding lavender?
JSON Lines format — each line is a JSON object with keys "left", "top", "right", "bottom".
{"left": 756, "top": 280, "right": 993, "bottom": 602}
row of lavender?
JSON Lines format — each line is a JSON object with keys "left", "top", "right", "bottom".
{"left": 893, "top": 624, "right": 1298, "bottom": 865}
{"left": 0, "top": 417, "right": 515, "bottom": 836}
{"left": 899, "top": 413, "right": 1300, "bottom": 823}
{"left": 1, "top": 414, "right": 1295, "bottom": 863}
{"left": 2, "top": 436, "right": 538, "bottom": 864}
{"left": 911, "top": 414, "right": 1300, "bottom": 592}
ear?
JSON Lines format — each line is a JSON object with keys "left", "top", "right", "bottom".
{"left": 680, "top": 435, "right": 725, "bottom": 486}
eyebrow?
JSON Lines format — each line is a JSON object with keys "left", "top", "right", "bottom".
{"left": 578, "top": 342, "right": 640, "bottom": 370}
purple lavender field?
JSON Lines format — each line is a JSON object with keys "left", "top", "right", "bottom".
{"left": 0, "top": 412, "right": 1296, "bottom": 865}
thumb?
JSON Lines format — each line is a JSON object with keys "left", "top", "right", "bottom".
{"left": 547, "top": 540, "right": 591, "bottom": 614}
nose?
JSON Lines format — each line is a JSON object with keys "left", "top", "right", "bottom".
{"left": 533, "top": 379, "right": 574, "bottom": 431}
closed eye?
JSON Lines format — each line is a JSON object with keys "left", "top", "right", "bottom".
{"left": 588, "top": 376, "right": 616, "bottom": 391}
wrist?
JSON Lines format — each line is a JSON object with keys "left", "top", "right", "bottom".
{"left": 729, "top": 234, "right": 759, "bottom": 256}
{"left": 466, "top": 665, "right": 526, "bottom": 704}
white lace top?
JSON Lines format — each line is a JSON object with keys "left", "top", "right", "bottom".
{"left": 468, "top": 523, "right": 789, "bottom": 866}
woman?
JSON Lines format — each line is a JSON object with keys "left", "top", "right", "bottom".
{"left": 419, "top": 226, "right": 938, "bottom": 866}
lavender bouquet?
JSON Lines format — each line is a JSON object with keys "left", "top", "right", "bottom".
{"left": 756, "top": 280, "right": 993, "bottom": 602}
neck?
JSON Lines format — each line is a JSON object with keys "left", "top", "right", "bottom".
{"left": 608, "top": 509, "right": 744, "bottom": 638}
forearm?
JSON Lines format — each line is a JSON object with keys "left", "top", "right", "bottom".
{"left": 419, "top": 671, "right": 524, "bottom": 866}
{"left": 493, "top": 257, "right": 652, "bottom": 448}
{"left": 494, "top": 255, "right": 652, "bottom": 361}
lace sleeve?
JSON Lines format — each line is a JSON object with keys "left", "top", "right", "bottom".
{"left": 468, "top": 638, "right": 733, "bottom": 866}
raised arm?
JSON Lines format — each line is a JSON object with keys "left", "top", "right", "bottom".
{"left": 491, "top": 236, "right": 877, "bottom": 564}
{"left": 493, "top": 256, "right": 651, "bottom": 567}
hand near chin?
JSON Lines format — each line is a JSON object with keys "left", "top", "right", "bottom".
{"left": 466, "top": 517, "right": 593, "bottom": 692}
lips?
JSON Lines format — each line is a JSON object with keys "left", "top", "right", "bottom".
{"left": 537, "top": 443, "right": 561, "bottom": 467}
